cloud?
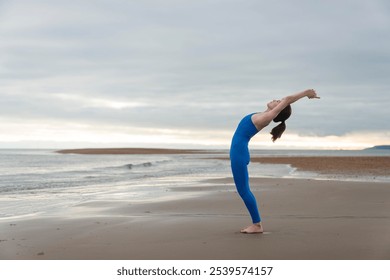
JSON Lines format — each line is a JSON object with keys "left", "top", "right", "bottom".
{"left": 0, "top": 0, "right": 389, "bottom": 148}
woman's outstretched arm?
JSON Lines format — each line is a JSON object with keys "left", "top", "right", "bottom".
{"left": 283, "top": 89, "right": 320, "bottom": 104}
{"left": 271, "top": 89, "right": 319, "bottom": 114}
{"left": 260, "top": 89, "right": 320, "bottom": 124}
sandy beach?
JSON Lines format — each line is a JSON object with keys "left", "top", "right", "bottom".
{"left": 0, "top": 149, "right": 389, "bottom": 260}
{"left": 250, "top": 156, "right": 390, "bottom": 177}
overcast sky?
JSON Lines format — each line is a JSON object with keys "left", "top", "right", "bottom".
{"left": 1, "top": 0, "right": 389, "bottom": 149}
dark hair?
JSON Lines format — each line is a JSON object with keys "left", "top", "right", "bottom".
{"left": 270, "top": 105, "right": 292, "bottom": 142}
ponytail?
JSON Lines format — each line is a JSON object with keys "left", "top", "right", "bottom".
{"left": 270, "top": 121, "right": 286, "bottom": 142}
{"left": 270, "top": 104, "right": 292, "bottom": 142}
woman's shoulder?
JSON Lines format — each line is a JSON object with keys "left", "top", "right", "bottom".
{"left": 251, "top": 112, "right": 273, "bottom": 130}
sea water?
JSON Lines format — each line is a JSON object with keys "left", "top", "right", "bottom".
{"left": 0, "top": 149, "right": 389, "bottom": 219}
{"left": 0, "top": 149, "right": 229, "bottom": 219}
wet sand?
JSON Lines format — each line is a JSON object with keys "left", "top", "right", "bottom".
{"left": 1, "top": 177, "right": 389, "bottom": 260}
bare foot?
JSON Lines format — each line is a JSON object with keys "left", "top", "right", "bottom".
{"left": 240, "top": 223, "right": 264, "bottom": 234}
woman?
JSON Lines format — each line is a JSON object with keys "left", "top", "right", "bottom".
{"left": 230, "top": 89, "right": 320, "bottom": 233}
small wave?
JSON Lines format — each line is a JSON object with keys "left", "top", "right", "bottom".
{"left": 125, "top": 162, "right": 153, "bottom": 169}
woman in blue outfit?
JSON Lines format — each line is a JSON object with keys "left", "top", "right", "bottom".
{"left": 230, "top": 89, "right": 320, "bottom": 233}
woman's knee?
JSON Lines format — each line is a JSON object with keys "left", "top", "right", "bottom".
{"left": 237, "top": 187, "right": 251, "bottom": 199}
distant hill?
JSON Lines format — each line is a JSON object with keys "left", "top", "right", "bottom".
{"left": 365, "top": 145, "right": 390, "bottom": 150}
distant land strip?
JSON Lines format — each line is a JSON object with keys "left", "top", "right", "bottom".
{"left": 56, "top": 148, "right": 214, "bottom": 155}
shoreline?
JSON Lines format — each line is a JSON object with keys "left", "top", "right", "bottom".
{"left": 1, "top": 177, "right": 389, "bottom": 260}
{"left": 212, "top": 156, "right": 390, "bottom": 178}
{"left": 55, "top": 148, "right": 390, "bottom": 178}
{"left": 2, "top": 149, "right": 389, "bottom": 259}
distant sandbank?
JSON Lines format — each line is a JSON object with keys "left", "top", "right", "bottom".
{"left": 56, "top": 148, "right": 211, "bottom": 155}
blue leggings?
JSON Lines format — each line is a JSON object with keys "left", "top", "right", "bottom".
{"left": 230, "top": 114, "right": 261, "bottom": 223}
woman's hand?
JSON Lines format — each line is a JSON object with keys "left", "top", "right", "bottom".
{"left": 305, "top": 89, "right": 320, "bottom": 99}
